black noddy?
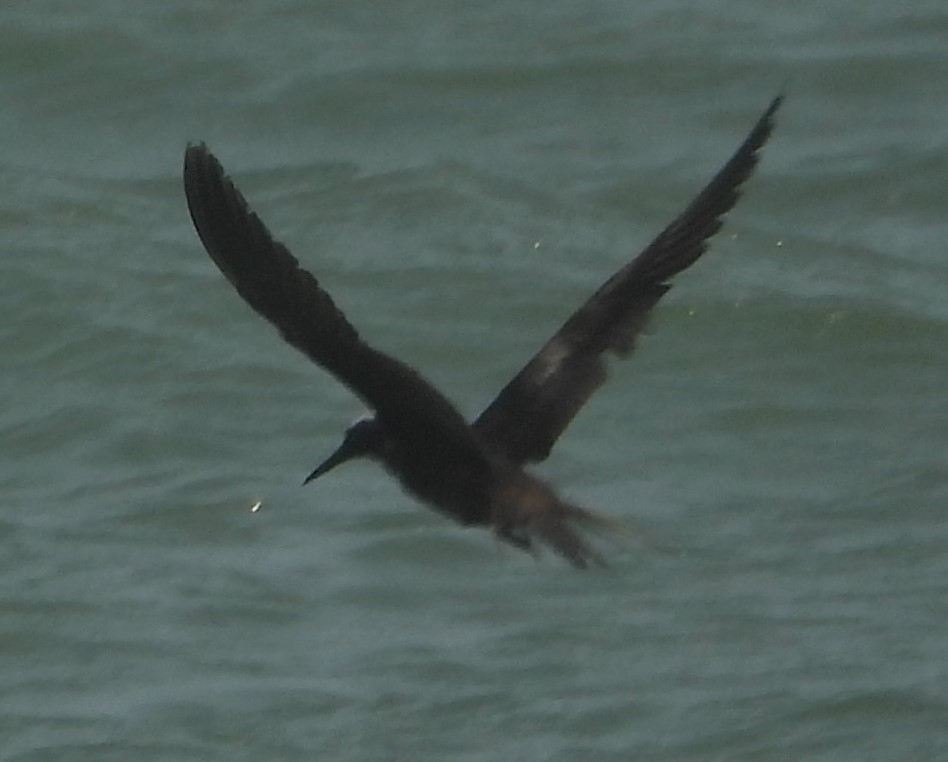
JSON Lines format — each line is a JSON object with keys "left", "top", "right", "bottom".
{"left": 183, "top": 96, "right": 781, "bottom": 568}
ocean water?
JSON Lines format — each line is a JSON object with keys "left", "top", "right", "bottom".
{"left": 2, "top": 1, "right": 947, "bottom": 760}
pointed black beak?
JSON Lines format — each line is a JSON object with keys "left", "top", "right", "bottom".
{"left": 302, "top": 439, "right": 357, "bottom": 486}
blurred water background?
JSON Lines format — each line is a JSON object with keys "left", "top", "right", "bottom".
{"left": 2, "top": 1, "right": 947, "bottom": 760}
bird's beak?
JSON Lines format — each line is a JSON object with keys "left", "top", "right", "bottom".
{"left": 302, "top": 439, "right": 357, "bottom": 485}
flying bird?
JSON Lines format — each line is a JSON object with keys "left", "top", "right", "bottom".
{"left": 183, "top": 96, "right": 781, "bottom": 568}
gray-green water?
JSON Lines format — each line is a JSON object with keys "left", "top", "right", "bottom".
{"left": 3, "top": 2, "right": 947, "bottom": 760}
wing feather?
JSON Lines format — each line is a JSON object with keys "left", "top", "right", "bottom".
{"left": 473, "top": 96, "right": 782, "bottom": 464}
{"left": 183, "top": 145, "right": 484, "bottom": 460}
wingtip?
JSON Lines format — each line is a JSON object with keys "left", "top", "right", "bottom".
{"left": 183, "top": 141, "right": 214, "bottom": 172}
{"left": 757, "top": 94, "right": 784, "bottom": 139}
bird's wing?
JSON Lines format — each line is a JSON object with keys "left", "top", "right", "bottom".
{"left": 183, "top": 144, "right": 486, "bottom": 463}
{"left": 473, "top": 96, "right": 782, "bottom": 465}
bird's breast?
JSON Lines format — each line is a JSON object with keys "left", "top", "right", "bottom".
{"left": 378, "top": 443, "right": 496, "bottom": 527}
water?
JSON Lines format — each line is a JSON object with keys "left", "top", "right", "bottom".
{"left": 2, "top": 1, "right": 947, "bottom": 759}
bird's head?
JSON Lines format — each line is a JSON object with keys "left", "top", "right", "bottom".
{"left": 303, "top": 416, "right": 384, "bottom": 485}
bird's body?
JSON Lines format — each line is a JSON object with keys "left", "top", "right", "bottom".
{"left": 183, "top": 96, "right": 781, "bottom": 567}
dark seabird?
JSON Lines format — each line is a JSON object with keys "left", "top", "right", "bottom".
{"left": 183, "top": 96, "right": 781, "bottom": 568}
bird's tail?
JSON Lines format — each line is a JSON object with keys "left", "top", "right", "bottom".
{"left": 531, "top": 509, "right": 607, "bottom": 569}
{"left": 531, "top": 502, "right": 673, "bottom": 569}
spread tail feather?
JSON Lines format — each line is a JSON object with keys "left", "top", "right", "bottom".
{"left": 532, "top": 511, "right": 608, "bottom": 569}
{"left": 495, "top": 503, "right": 616, "bottom": 569}
{"left": 497, "top": 502, "right": 673, "bottom": 569}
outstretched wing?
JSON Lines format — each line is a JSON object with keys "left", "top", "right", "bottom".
{"left": 183, "top": 145, "right": 485, "bottom": 463}
{"left": 473, "top": 96, "right": 782, "bottom": 465}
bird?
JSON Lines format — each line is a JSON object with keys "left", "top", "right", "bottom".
{"left": 183, "top": 96, "right": 781, "bottom": 568}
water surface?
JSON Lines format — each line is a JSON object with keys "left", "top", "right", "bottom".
{"left": 2, "top": 2, "right": 947, "bottom": 760}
